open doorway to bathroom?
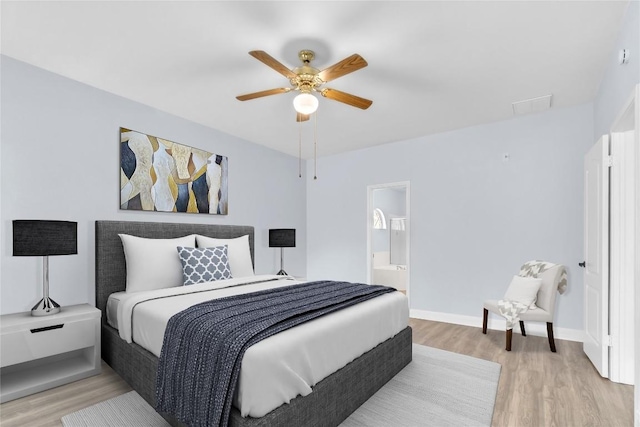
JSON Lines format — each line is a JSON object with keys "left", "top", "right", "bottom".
{"left": 367, "top": 182, "right": 410, "bottom": 300}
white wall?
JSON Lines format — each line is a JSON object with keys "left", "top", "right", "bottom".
{"left": 594, "top": 1, "right": 639, "bottom": 140}
{"left": 307, "top": 103, "right": 593, "bottom": 330}
{"left": 0, "top": 56, "right": 307, "bottom": 315}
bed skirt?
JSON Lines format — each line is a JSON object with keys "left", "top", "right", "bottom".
{"left": 102, "top": 323, "right": 412, "bottom": 427}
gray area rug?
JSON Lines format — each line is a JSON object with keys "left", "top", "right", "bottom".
{"left": 341, "top": 344, "right": 501, "bottom": 427}
{"left": 61, "top": 391, "right": 171, "bottom": 427}
{"left": 62, "top": 344, "right": 500, "bottom": 427}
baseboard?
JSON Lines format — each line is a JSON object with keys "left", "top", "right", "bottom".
{"left": 410, "top": 309, "right": 584, "bottom": 343}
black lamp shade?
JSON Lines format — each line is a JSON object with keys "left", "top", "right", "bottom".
{"left": 13, "top": 220, "right": 78, "bottom": 256}
{"left": 269, "top": 229, "right": 295, "bottom": 248}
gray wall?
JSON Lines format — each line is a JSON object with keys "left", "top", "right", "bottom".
{"left": 594, "top": 0, "right": 639, "bottom": 140}
{"left": 307, "top": 103, "right": 593, "bottom": 330}
{"left": 0, "top": 56, "right": 307, "bottom": 315}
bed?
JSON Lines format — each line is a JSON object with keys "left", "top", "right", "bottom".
{"left": 95, "top": 220, "right": 412, "bottom": 427}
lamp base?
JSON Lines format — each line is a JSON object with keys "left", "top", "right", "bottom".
{"left": 276, "top": 270, "right": 288, "bottom": 276}
{"left": 31, "top": 297, "right": 61, "bottom": 317}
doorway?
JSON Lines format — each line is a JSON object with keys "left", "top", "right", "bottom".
{"left": 367, "top": 182, "right": 410, "bottom": 301}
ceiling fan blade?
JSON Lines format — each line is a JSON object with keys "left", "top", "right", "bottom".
{"left": 321, "top": 88, "right": 373, "bottom": 110}
{"left": 249, "top": 51, "right": 297, "bottom": 79}
{"left": 296, "top": 112, "right": 310, "bottom": 122}
{"left": 318, "top": 54, "right": 368, "bottom": 83}
{"left": 236, "top": 87, "right": 290, "bottom": 101}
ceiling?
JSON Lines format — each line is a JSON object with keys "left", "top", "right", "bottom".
{"left": 0, "top": 1, "right": 630, "bottom": 158}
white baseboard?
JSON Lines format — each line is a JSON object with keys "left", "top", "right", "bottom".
{"left": 410, "top": 309, "right": 584, "bottom": 343}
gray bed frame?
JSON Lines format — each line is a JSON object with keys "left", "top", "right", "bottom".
{"left": 95, "top": 220, "right": 412, "bottom": 427}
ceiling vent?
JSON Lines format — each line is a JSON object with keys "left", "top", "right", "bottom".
{"left": 512, "top": 94, "right": 552, "bottom": 116}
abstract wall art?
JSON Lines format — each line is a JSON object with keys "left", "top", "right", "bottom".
{"left": 120, "top": 128, "right": 228, "bottom": 215}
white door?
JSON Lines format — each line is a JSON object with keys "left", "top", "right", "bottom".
{"left": 584, "top": 134, "right": 610, "bottom": 377}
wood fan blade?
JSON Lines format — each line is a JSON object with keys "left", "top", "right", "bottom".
{"left": 249, "top": 51, "right": 297, "bottom": 79}
{"left": 318, "top": 54, "right": 368, "bottom": 83}
{"left": 236, "top": 87, "right": 290, "bottom": 101}
{"left": 321, "top": 88, "right": 373, "bottom": 110}
{"left": 296, "top": 112, "right": 310, "bottom": 122}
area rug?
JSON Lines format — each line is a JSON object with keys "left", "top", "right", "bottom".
{"left": 341, "top": 344, "right": 501, "bottom": 426}
{"left": 61, "top": 344, "right": 500, "bottom": 427}
{"left": 61, "top": 390, "right": 170, "bottom": 427}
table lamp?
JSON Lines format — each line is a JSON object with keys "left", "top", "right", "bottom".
{"left": 13, "top": 220, "right": 77, "bottom": 316}
{"left": 269, "top": 229, "right": 295, "bottom": 276}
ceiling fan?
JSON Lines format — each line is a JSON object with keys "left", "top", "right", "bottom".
{"left": 236, "top": 50, "right": 373, "bottom": 122}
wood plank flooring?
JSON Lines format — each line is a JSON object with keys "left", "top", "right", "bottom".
{"left": 410, "top": 318, "right": 633, "bottom": 426}
{"left": 0, "top": 361, "right": 131, "bottom": 427}
{"left": 0, "top": 319, "right": 633, "bottom": 426}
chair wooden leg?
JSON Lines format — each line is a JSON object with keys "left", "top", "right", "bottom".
{"left": 547, "top": 322, "right": 557, "bottom": 352}
{"left": 482, "top": 309, "right": 488, "bottom": 334}
{"left": 519, "top": 321, "right": 526, "bottom": 336}
{"left": 506, "top": 328, "right": 512, "bottom": 351}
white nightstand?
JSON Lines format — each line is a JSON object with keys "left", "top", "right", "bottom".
{"left": 0, "top": 303, "right": 101, "bottom": 403}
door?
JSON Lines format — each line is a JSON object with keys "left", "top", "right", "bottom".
{"left": 584, "top": 134, "right": 610, "bottom": 377}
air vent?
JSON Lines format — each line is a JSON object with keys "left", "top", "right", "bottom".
{"left": 512, "top": 94, "right": 552, "bottom": 116}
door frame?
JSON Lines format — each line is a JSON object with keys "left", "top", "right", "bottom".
{"left": 366, "top": 181, "right": 411, "bottom": 303}
{"left": 626, "top": 84, "right": 640, "bottom": 427}
{"left": 609, "top": 91, "right": 636, "bottom": 385}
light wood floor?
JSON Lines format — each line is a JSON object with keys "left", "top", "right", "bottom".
{"left": 0, "top": 319, "right": 633, "bottom": 426}
{"left": 410, "top": 319, "right": 633, "bottom": 426}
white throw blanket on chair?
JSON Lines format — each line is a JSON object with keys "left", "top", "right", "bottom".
{"left": 497, "top": 261, "right": 567, "bottom": 330}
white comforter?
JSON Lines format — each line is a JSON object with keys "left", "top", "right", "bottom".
{"left": 114, "top": 275, "right": 409, "bottom": 418}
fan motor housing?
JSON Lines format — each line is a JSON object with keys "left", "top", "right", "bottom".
{"left": 292, "top": 51, "right": 323, "bottom": 92}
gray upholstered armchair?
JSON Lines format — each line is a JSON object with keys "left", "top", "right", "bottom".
{"left": 482, "top": 261, "right": 566, "bottom": 352}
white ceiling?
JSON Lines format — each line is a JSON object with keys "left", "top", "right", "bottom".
{"left": 0, "top": 1, "right": 630, "bottom": 158}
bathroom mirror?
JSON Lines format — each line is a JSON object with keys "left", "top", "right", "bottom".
{"left": 390, "top": 217, "right": 406, "bottom": 266}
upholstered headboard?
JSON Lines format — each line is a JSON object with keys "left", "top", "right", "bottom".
{"left": 95, "top": 220, "right": 255, "bottom": 318}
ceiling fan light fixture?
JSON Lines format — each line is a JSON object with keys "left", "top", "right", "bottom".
{"left": 293, "top": 93, "right": 318, "bottom": 115}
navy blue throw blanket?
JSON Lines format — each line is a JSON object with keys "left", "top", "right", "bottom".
{"left": 155, "top": 280, "right": 394, "bottom": 427}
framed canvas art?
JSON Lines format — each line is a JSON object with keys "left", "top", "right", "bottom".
{"left": 120, "top": 128, "right": 228, "bottom": 215}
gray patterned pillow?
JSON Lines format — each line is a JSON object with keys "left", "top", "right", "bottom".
{"left": 177, "top": 246, "right": 232, "bottom": 286}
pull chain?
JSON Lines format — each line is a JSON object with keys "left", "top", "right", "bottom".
{"left": 314, "top": 110, "right": 318, "bottom": 180}
{"left": 298, "top": 121, "right": 302, "bottom": 178}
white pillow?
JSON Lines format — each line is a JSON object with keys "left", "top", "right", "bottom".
{"left": 503, "top": 275, "right": 542, "bottom": 309}
{"left": 119, "top": 234, "right": 196, "bottom": 293}
{"left": 195, "top": 234, "right": 254, "bottom": 278}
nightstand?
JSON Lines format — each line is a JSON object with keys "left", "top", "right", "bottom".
{"left": 0, "top": 303, "right": 101, "bottom": 403}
